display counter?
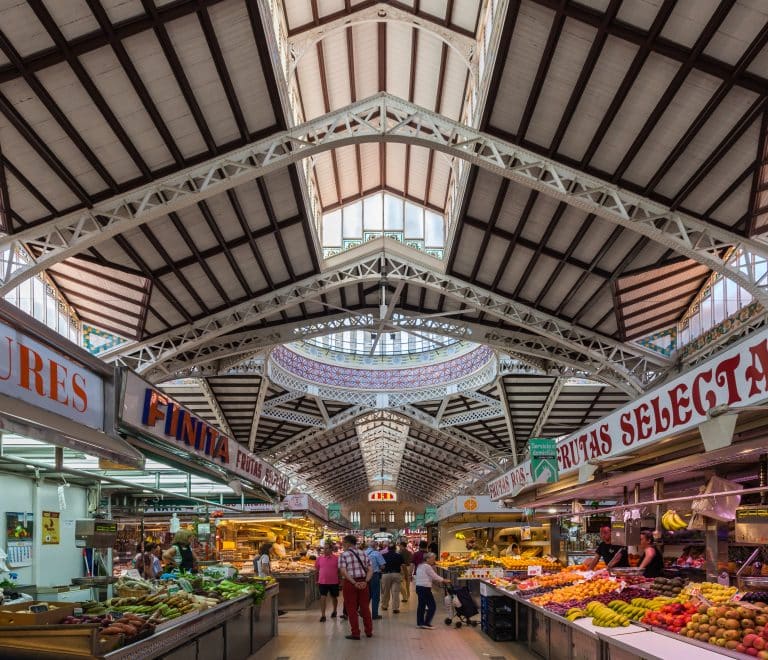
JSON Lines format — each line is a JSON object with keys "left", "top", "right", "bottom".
{"left": 274, "top": 571, "right": 317, "bottom": 610}
{"left": 0, "top": 585, "right": 278, "bottom": 660}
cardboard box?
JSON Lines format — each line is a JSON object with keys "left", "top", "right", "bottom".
{"left": 0, "top": 601, "right": 76, "bottom": 626}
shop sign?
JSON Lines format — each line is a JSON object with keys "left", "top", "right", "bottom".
{"left": 414, "top": 514, "right": 425, "bottom": 527}
{"left": 424, "top": 506, "right": 437, "bottom": 524}
{"left": 490, "top": 325, "right": 768, "bottom": 500}
{"left": 528, "top": 438, "right": 558, "bottom": 483}
{"left": 436, "top": 496, "right": 507, "bottom": 520}
{"left": 368, "top": 490, "right": 397, "bottom": 502}
{"left": 283, "top": 493, "right": 328, "bottom": 521}
{"left": 119, "top": 372, "right": 289, "bottom": 495}
{"left": 0, "top": 320, "right": 103, "bottom": 430}
{"left": 327, "top": 503, "right": 342, "bottom": 521}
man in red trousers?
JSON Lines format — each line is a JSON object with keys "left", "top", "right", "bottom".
{"left": 338, "top": 534, "right": 373, "bottom": 640}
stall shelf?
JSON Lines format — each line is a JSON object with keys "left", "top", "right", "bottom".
{"left": 598, "top": 630, "right": 733, "bottom": 660}
{"left": 0, "top": 584, "right": 278, "bottom": 660}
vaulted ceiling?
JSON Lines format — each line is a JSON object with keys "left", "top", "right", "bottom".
{"left": 0, "top": 0, "right": 766, "bottom": 503}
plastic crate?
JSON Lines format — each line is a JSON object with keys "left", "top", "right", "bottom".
{"left": 484, "top": 623, "right": 515, "bottom": 642}
{"left": 481, "top": 595, "right": 514, "bottom": 615}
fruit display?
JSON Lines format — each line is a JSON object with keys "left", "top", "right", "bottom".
{"left": 662, "top": 510, "right": 689, "bottom": 531}
{"left": 543, "top": 587, "right": 658, "bottom": 617}
{"left": 583, "top": 601, "right": 631, "bottom": 627}
{"left": 529, "top": 577, "right": 619, "bottom": 606}
{"left": 741, "top": 592, "right": 768, "bottom": 604}
{"left": 688, "top": 581, "right": 738, "bottom": 603}
{"left": 516, "top": 572, "right": 583, "bottom": 591}
{"left": 650, "top": 576, "right": 687, "bottom": 597}
{"left": 678, "top": 603, "right": 768, "bottom": 655}
{"left": 641, "top": 600, "right": 698, "bottom": 633}
{"left": 488, "top": 556, "right": 561, "bottom": 571}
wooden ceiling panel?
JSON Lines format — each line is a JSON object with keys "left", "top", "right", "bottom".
{"left": 556, "top": 36, "right": 638, "bottom": 163}
{"left": 451, "top": 0, "right": 482, "bottom": 33}
{"left": 312, "top": 151, "right": 337, "bottom": 206}
{"left": 439, "top": 48, "right": 469, "bottom": 122}
{"left": 232, "top": 180, "right": 271, "bottom": 232}
{"left": 419, "top": 0, "right": 449, "bottom": 22}
{"left": 101, "top": 0, "right": 144, "bottom": 24}
{"left": 712, "top": 177, "right": 755, "bottom": 227}
{"left": 206, "top": 252, "right": 247, "bottom": 301}
{"left": 568, "top": 217, "right": 622, "bottom": 267}
{"left": 208, "top": 1, "right": 276, "bottom": 133}
{"left": 0, "top": 3, "right": 55, "bottom": 57}
{"left": 262, "top": 169, "right": 299, "bottom": 220}
{"left": 621, "top": 71, "right": 722, "bottom": 188}
{"left": 331, "top": 144, "right": 357, "bottom": 200}
{"left": 35, "top": 63, "right": 143, "bottom": 185}
{"left": 704, "top": 3, "right": 768, "bottom": 65}
{"left": 449, "top": 223, "right": 485, "bottom": 277}
{"left": 654, "top": 85, "right": 758, "bottom": 200}
{"left": 79, "top": 47, "right": 174, "bottom": 169}
{"left": 44, "top": 0, "right": 101, "bottom": 41}
{"left": 556, "top": 272, "right": 604, "bottom": 320}
{"left": 165, "top": 14, "right": 239, "bottom": 145}
{"left": 231, "top": 243, "right": 268, "bottom": 292}
{"left": 466, "top": 170, "right": 502, "bottom": 219}
{"left": 1, "top": 77, "right": 104, "bottom": 197}
{"left": 280, "top": 222, "right": 314, "bottom": 271}
{"left": 122, "top": 31, "right": 209, "bottom": 159}
{"left": 589, "top": 54, "right": 680, "bottom": 175}
{"left": 405, "top": 145, "right": 430, "bottom": 200}
{"left": 0, "top": 109, "right": 82, "bottom": 216}
{"left": 173, "top": 205, "right": 219, "bottom": 252}
{"left": 486, "top": 2, "right": 555, "bottom": 136}
{"left": 410, "top": 30, "right": 443, "bottom": 111}
{"left": 427, "top": 154, "right": 451, "bottom": 209}
{"left": 747, "top": 44, "right": 768, "bottom": 77}
{"left": 659, "top": 0, "right": 721, "bottom": 49}
{"left": 317, "top": 0, "right": 346, "bottom": 19}
{"left": 323, "top": 30, "right": 352, "bottom": 109}
{"left": 682, "top": 120, "right": 760, "bottom": 218}
{"left": 495, "top": 244, "right": 534, "bottom": 295}
{"left": 385, "top": 142, "right": 407, "bottom": 192}
{"left": 352, "top": 23, "right": 379, "bottom": 99}
{"left": 524, "top": 18, "right": 597, "bottom": 148}
{"left": 385, "top": 23, "right": 413, "bottom": 101}
{"left": 283, "top": 0, "right": 312, "bottom": 29}
{"left": 296, "top": 43, "right": 324, "bottom": 118}
{"left": 255, "top": 233, "right": 291, "bottom": 283}
{"left": 0, "top": 172, "right": 50, "bottom": 225}
{"left": 517, "top": 194, "right": 560, "bottom": 244}
{"left": 537, "top": 264, "right": 584, "bottom": 312}
{"left": 544, "top": 206, "right": 588, "bottom": 255}
{"left": 517, "top": 254, "right": 558, "bottom": 303}
{"left": 615, "top": 1, "right": 662, "bottom": 31}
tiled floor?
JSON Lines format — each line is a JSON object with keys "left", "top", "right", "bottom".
{"left": 251, "top": 595, "right": 539, "bottom": 660}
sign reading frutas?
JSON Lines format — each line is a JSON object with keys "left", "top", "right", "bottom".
{"left": 528, "top": 437, "right": 558, "bottom": 484}
{"left": 0, "top": 320, "right": 103, "bottom": 430}
{"left": 368, "top": 490, "right": 397, "bottom": 502}
{"left": 489, "top": 326, "right": 768, "bottom": 500}
{"left": 120, "top": 371, "right": 289, "bottom": 495}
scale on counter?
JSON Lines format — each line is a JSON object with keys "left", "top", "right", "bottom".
{"left": 735, "top": 506, "right": 768, "bottom": 544}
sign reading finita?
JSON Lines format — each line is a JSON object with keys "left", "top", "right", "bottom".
{"left": 368, "top": 490, "right": 397, "bottom": 502}
{"left": 119, "top": 371, "right": 289, "bottom": 496}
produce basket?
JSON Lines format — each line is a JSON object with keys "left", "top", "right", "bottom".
{"left": 740, "top": 577, "right": 768, "bottom": 591}
{"left": 115, "top": 587, "right": 151, "bottom": 598}
{"left": 608, "top": 567, "right": 644, "bottom": 577}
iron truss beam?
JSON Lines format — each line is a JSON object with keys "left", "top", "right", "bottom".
{"left": 529, "top": 377, "right": 566, "bottom": 439}
{"left": 496, "top": 374, "right": 518, "bottom": 463}
{"left": 105, "top": 244, "right": 664, "bottom": 393}
{"left": 247, "top": 374, "right": 269, "bottom": 451}
{"left": 0, "top": 93, "right": 764, "bottom": 303}
{"left": 196, "top": 378, "right": 233, "bottom": 438}
{"left": 440, "top": 404, "right": 505, "bottom": 428}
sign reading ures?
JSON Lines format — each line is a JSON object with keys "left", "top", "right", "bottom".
{"left": 489, "top": 326, "right": 768, "bottom": 501}
{"left": 368, "top": 490, "right": 397, "bottom": 502}
{"left": 0, "top": 319, "right": 103, "bottom": 430}
{"left": 120, "top": 372, "right": 289, "bottom": 496}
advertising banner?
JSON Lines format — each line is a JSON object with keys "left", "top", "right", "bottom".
{"left": 42, "top": 511, "right": 60, "bottom": 545}
{"left": 119, "top": 371, "right": 289, "bottom": 496}
{"left": 490, "top": 326, "right": 768, "bottom": 500}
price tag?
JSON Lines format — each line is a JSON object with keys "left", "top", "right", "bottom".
{"left": 29, "top": 604, "right": 49, "bottom": 613}
{"left": 527, "top": 565, "right": 542, "bottom": 576}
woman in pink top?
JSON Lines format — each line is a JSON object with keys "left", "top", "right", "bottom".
{"left": 316, "top": 542, "right": 340, "bottom": 622}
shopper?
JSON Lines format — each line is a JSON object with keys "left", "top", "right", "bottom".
{"left": 271, "top": 534, "right": 287, "bottom": 559}
{"left": 412, "top": 540, "right": 428, "bottom": 570}
{"left": 365, "top": 540, "right": 386, "bottom": 620}
{"left": 338, "top": 534, "right": 373, "bottom": 640}
{"left": 399, "top": 541, "right": 413, "bottom": 603}
{"left": 585, "top": 525, "right": 629, "bottom": 570}
{"left": 255, "top": 542, "right": 273, "bottom": 578}
{"left": 315, "top": 542, "right": 340, "bottom": 622}
{"left": 414, "top": 552, "right": 450, "bottom": 629}
{"left": 142, "top": 543, "right": 163, "bottom": 579}
{"left": 380, "top": 542, "right": 404, "bottom": 613}
{"left": 638, "top": 531, "right": 664, "bottom": 578}
{"left": 169, "top": 530, "right": 199, "bottom": 573}
{"left": 428, "top": 541, "right": 438, "bottom": 556}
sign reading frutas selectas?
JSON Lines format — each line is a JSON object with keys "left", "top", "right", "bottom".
{"left": 120, "top": 371, "right": 289, "bottom": 495}
{"left": 489, "top": 325, "right": 768, "bottom": 500}
{"left": 0, "top": 320, "right": 103, "bottom": 430}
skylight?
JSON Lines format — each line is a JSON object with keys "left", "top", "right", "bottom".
{"left": 321, "top": 191, "right": 445, "bottom": 260}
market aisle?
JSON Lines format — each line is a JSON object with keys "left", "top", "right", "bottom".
{"left": 251, "top": 596, "right": 537, "bottom": 660}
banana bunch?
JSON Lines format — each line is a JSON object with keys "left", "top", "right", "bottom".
{"left": 585, "top": 601, "right": 630, "bottom": 627}
{"left": 607, "top": 600, "right": 650, "bottom": 621}
{"left": 630, "top": 596, "right": 675, "bottom": 610}
{"left": 566, "top": 607, "right": 586, "bottom": 622}
{"left": 661, "top": 509, "right": 687, "bottom": 530}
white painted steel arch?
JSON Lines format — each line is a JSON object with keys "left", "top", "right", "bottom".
{"left": 1, "top": 93, "right": 766, "bottom": 306}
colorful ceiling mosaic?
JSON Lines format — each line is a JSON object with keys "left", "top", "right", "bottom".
{"left": 272, "top": 344, "right": 495, "bottom": 391}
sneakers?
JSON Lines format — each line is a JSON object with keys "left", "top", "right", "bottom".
{"left": 372, "top": 615, "right": 382, "bottom": 620}
{"left": 345, "top": 635, "right": 360, "bottom": 640}
{"left": 319, "top": 616, "right": 326, "bottom": 622}
{"left": 392, "top": 609, "right": 400, "bottom": 614}
{"left": 366, "top": 633, "right": 373, "bottom": 638}
{"left": 422, "top": 624, "right": 435, "bottom": 629}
